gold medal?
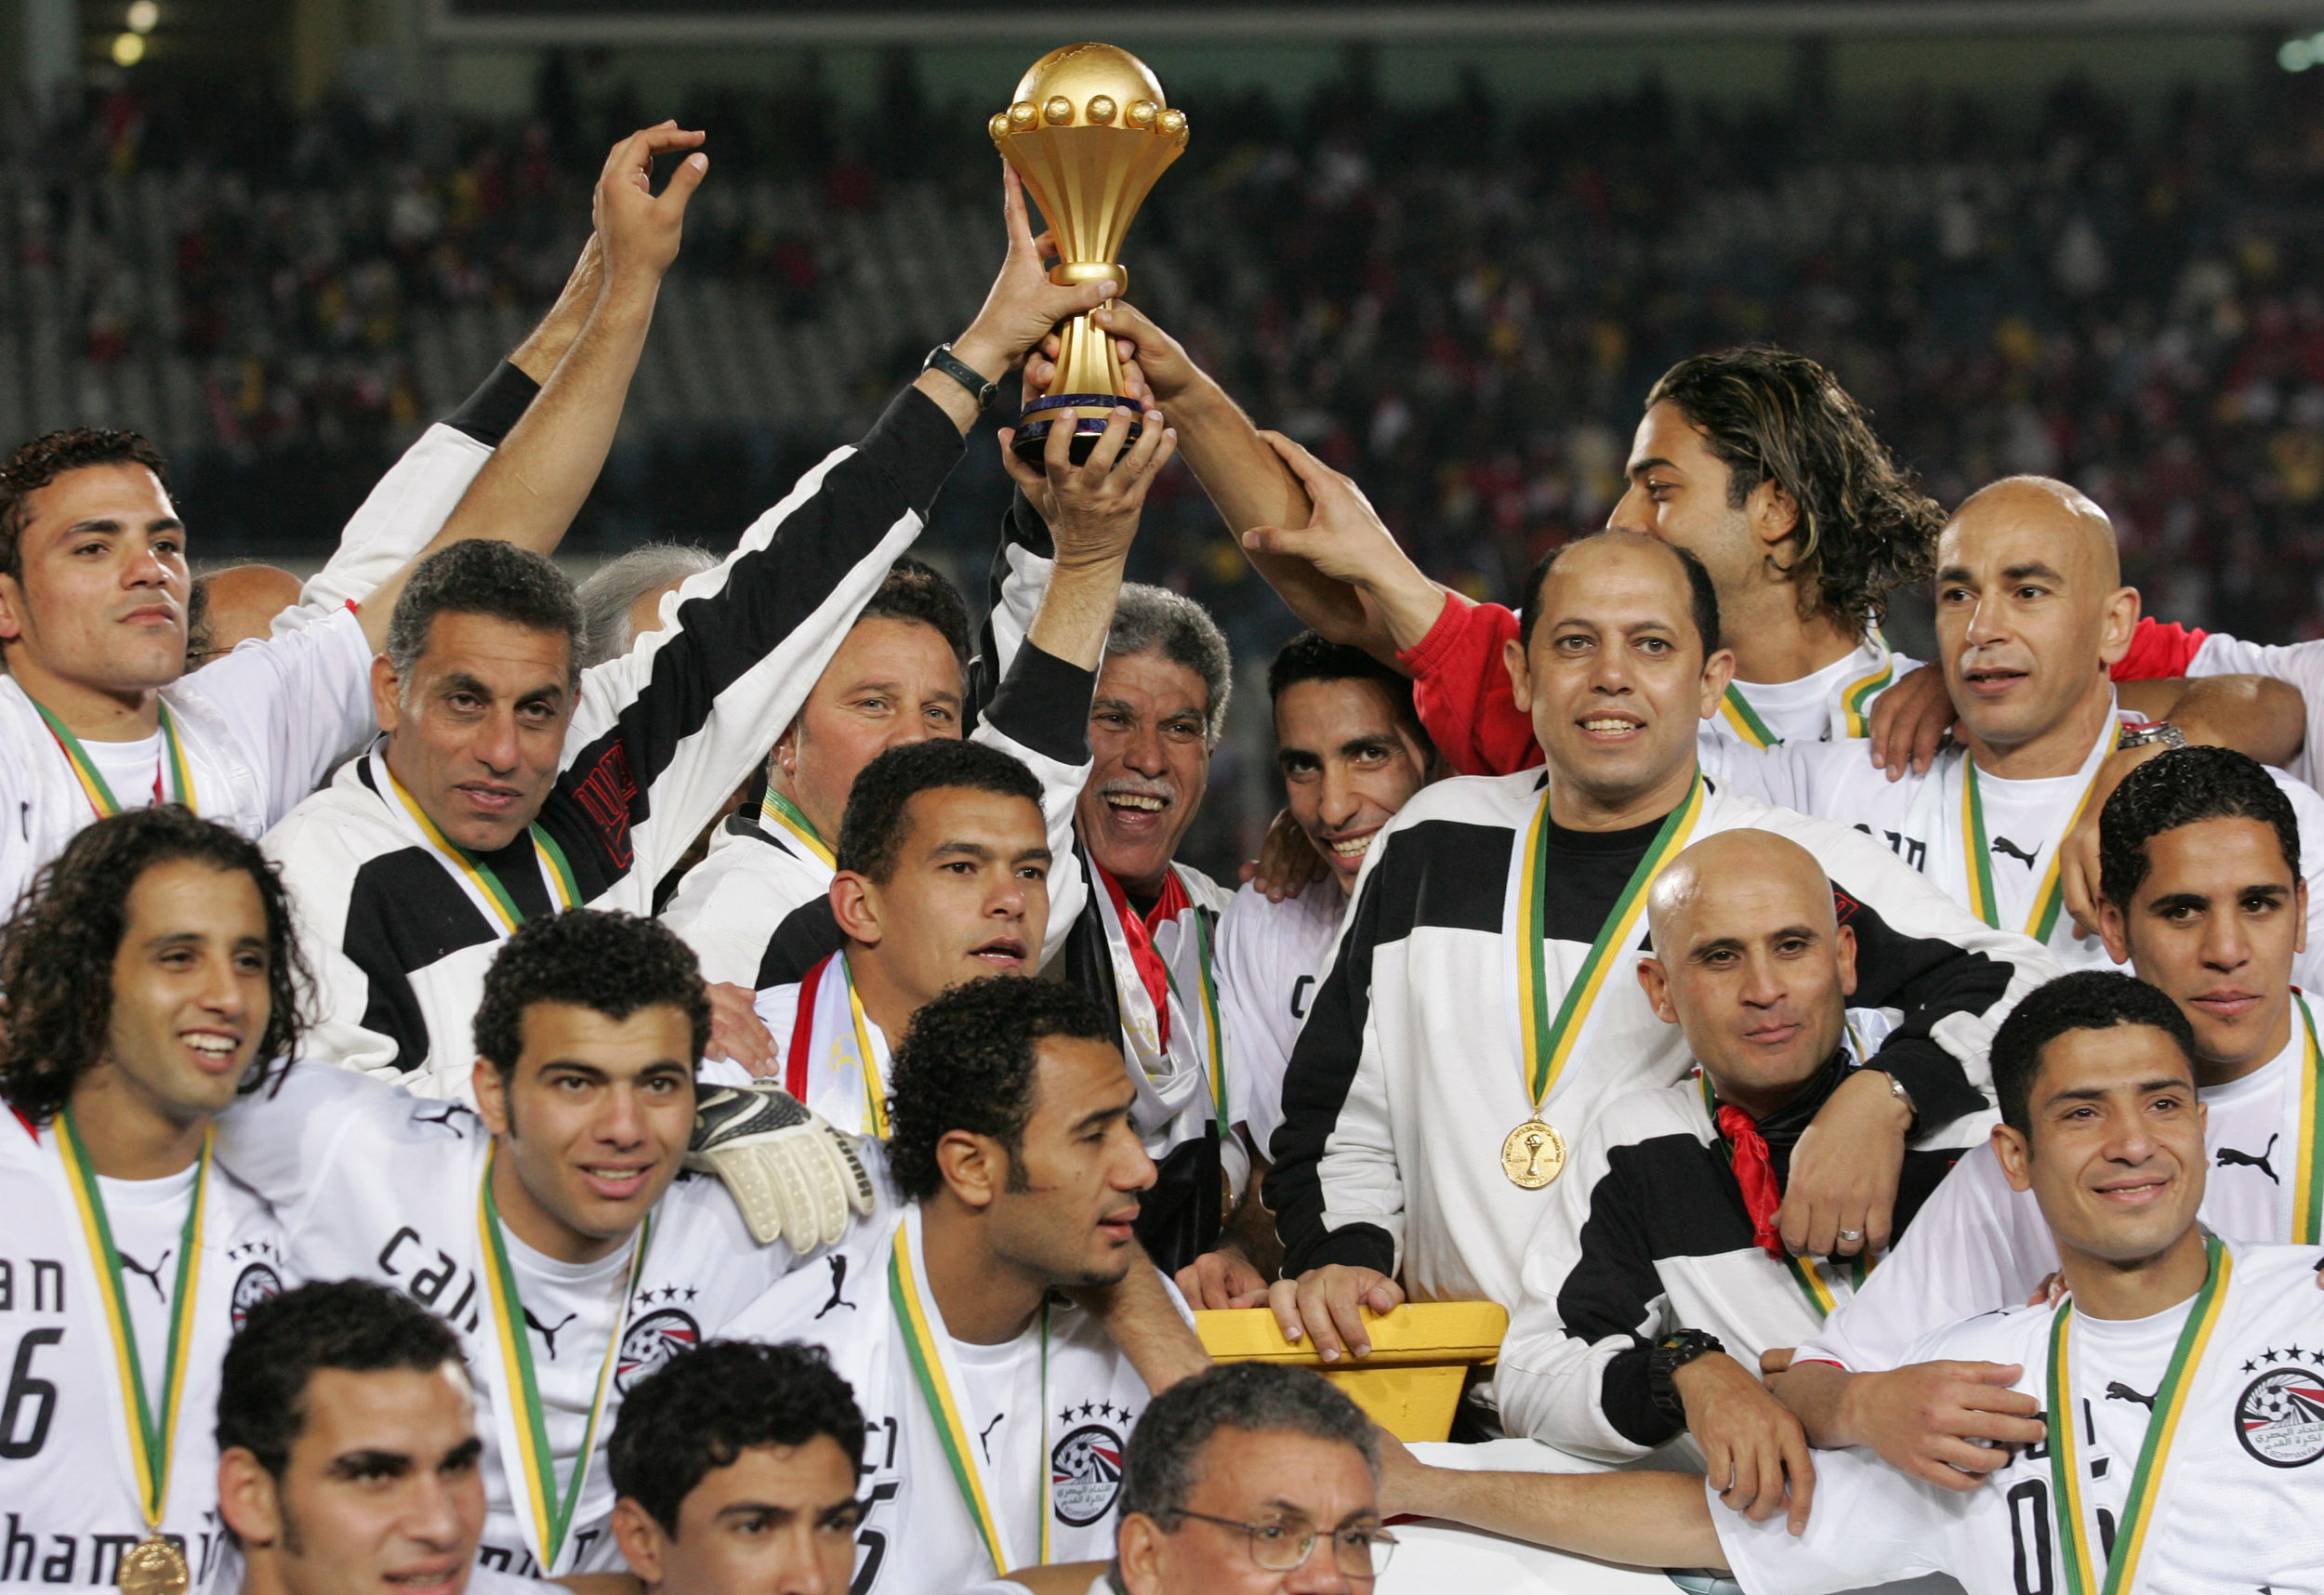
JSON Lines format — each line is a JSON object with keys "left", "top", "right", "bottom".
{"left": 1500, "top": 1118, "right": 1565, "bottom": 1188}
{"left": 116, "top": 1536, "right": 188, "bottom": 1595}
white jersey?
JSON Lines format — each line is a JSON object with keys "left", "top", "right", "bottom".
{"left": 752, "top": 950, "right": 894, "bottom": 1139}
{"left": 0, "top": 402, "right": 509, "bottom": 914}
{"left": 1721, "top": 1241, "right": 2324, "bottom": 1595}
{"left": 210, "top": 1062, "right": 877, "bottom": 1575}
{"left": 1214, "top": 879, "right": 1348, "bottom": 1153}
{"left": 1799, "top": 1001, "right": 2324, "bottom": 1373}
{"left": 1711, "top": 637, "right": 1921, "bottom": 750}
{"left": 723, "top": 1205, "right": 1177, "bottom": 1594}
{"left": 1708, "top": 701, "right": 2324, "bottom": 985}
{"left": 0, "top": 1110, "right": 288, "bottom": 1592}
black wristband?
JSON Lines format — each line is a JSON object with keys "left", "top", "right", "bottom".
{"left": 923, "top": 344, "right": 998, "bottom": 411}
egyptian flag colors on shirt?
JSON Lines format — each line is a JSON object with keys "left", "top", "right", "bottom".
{"left": 1720, "top": 1240, "right": 2324, "bottom": 1595}
{"left": 720, "top": 1204, "right": 1180, "bottom": 1593}
{"left": 1265, "top": 767, "right": 2055, "bottom": 1320}
{"left": 207, "top": 1063, "right": 882, "bottom": 1575}
{"left": 1703, "top": 700, "right": 2324, "bottom": 983}
{"left": 1801, "top": 994, "right": 2324, "bottom": 1376}
{"left": 0, "top": 1109, "right": 289, "bottom": 1591}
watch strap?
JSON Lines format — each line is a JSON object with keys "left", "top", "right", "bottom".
{"left": 922, "top": 344, "right": 997, "bottom": 410}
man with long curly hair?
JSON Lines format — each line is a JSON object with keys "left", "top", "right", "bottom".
{"left": 0, "top": 806, "right": 301, "bottom": 1587}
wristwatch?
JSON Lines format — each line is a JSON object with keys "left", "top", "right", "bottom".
{"left": 1647, "top": 1328, "right": 1726, "bottom": 1425}
{"left": 2116, "top": 720, "right": 2187, "bottom": 753}
{"left": 922, "top": 343, "right": 998, "bottom": 411}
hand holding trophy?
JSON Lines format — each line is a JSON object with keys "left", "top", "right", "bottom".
{"left": 991, "top": 42, "right": 1188, "bottom": 462}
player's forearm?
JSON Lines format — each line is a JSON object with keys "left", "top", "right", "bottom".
{"left": 996, "top": 1563, "right": 1111, "bottom": 1595}
{"left": 2141, "top": 673, "right": 2305, "bottom": 766}
{"left": 1772, "top": 1360, "right": 1860, "bottom": 1449}
{"left": 1072, "top": 1252, "right": 1211, "bottom": 1392}
{"left": 1168, "top": 380, "right": 1390, "bottom": 652}
{"left": 1393, "top": 1465, "right": 1725, "bottom": 1570}
{"left": 1023, "top": 552, "right": 1129, "bottom": 671}
{"left": 1221, "top": 1149, "right": 1285, "bottom": 1281}
{"left": 508, "top": 232, "right": 603, "bottom": 384}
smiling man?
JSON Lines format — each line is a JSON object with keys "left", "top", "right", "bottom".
{"left": 607, "top": 1340, "right": 868, "bottom": 1595}
{"left": 0, "top": 808, "right": 297, "bottom": 1590}
{"left": 1495, "top": 828, "right": 1990, "bottom": 1518}
{"left": 266, "top": 171, "right": 1122, "bottom": 1100}
{"left": 751, "top": 739, "right": 1056, "bottom": 1137}
{"left": 1265, "top": 529, "right": 2054, "bottom": 1395}
{"left": 1776, "top": 745, "right": 2324, "bottom": 1490}
{"left": 1707, "top": 476, "right": 2323, "bottom": 976}
{"left": 723, "top": 977, "right": 1192, "bottom": 1593}
{"left": 205, "top": 910, "right": 878, "bottom": 1578}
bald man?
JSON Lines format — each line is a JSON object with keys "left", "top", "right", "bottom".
{"left": 1492, "top": 829, "right": 1992, "bottom": 1522}
{"left": 187, "top": 563, "right": 306, "bottom": 667}
{"left": 1709, "top": 474, "right": 2324, "bottom": 975}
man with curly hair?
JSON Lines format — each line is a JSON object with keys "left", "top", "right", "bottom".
{"left": 204, "top": 908, "right": 877, "bottom": 1579}
{"left": 606, "top": 1340, "right": 869, "bottom": 1595}
{"left": 0, "top": 807, "right": 299, "bottom": 1586}
{"left": 723, "top": 976, "right": 1195, "bottom": 1593}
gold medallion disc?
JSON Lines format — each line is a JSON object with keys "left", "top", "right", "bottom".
{"left": 1500, "top": 1118, "right": 1566, "bottom": 1189}
{"left": 117, "top": 1536, "right": 188, "bottom": 1595}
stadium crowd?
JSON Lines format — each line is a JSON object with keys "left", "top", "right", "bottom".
{"left": 13, "top": 48, "right": 2324, "bottom": 1595}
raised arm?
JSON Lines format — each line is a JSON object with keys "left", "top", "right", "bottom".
{"left": 354, "top": 123, "right": 709, "bottom": 652}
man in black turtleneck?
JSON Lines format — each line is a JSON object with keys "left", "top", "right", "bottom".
{"left": 1493, "top": 827, "right": 1992, "bottom": 1532}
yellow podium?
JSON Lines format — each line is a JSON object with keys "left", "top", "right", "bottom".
{"left": 1195, "top": 1301, "right": 1509, "bottom": 1442}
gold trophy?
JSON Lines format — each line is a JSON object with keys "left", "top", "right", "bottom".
{"left": 990, "top": 43, "right": 1188, "bottom": 461}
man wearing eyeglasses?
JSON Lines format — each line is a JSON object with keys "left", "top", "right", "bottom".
{"left": 954, "top": 1363, "right": 1397, "bottom": 1595}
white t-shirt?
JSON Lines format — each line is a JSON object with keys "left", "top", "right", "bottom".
{"left": 1715, "top": 639, "right": 1921, "bottom": 748}
{"left": 499, "top": 1226, "right": 634, "bottom": 1496}
{"left": 1721, "top": 1242, "right": 2324, "bottom": 1595}
{"left": 1800, "top": 1006, "right": 2318, "bottom": 1373}
{"left": 1214, "top": 879, "right": 1349, "bottom": 1154}
{"left": 1707, "top": 705, "right": 2324, "bottom": 985}
{"left": 0, "top": 1115, "right": 289, "bottom": 1593}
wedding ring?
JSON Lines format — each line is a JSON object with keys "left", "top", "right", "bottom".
{"left": 1836, "top": 1228, "right": 1864, "bottom": 1242}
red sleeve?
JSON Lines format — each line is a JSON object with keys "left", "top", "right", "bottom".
{"left": 2110, "top": 614, "right": 2208, "bottom": 681}
{"left": 1396, "top": 593, "right": 1544, "bottom": 776}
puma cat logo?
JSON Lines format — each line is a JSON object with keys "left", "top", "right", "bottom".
{"left": 116, "top": 1248, "right": 173, "bottom": 1302}
{"left": 414, "top": 1103, "right": 468, "bottom": 1137}
{"left": 2219, "top": 1134, "right": 2282, "bottom": 1185}
{"left": 2105, "top": 1381, "right": 2156, "bottom": 1410}
{"left": 1990, "top": 837, "right": 2040, "bottom": 869}
{"left": 977, "top": 1411, "right": 1006, "bottom": 1461}
{"left": 524, "top": 1309, "right": 579, "bottom": 1360}
{"left": 813, "top": 1254, "right": 855, "bottom": 1319}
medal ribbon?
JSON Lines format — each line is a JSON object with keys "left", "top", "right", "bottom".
{"left": 1696, "top": 1073, "right": 1869, "bottom": 1319}
{"left": 56, "top": 1111, "right": 210, "bottom": 1532}
{"left": 1516, "top": 772, "right": 1706, "bottom": 1114}
{"left": 476, "top": 1154, "right": 652, "bottom": 1571}
{"left": 379, "top": 755, "right": 579, "bottom": 934}
{"left": 1156, "top": 867, "right": 1229, "bottom": 1137}
{"left": 2291, "top": 994, "right": 2323, "bottom": 1244}
{"left": 2047, "top": 1235, "right": 2228, "bottom": 1595}
{"left": 1838, "top": 645, "right": 1895, "bottom": 740}
{"left": 888, "top": 1212, "right": 1050, "bottom": 1575}
{"left": 759, "top": 788, "right": 836, "bottom": 870}
{"left": 33, "top": 699, "right": 196, "bottom": 817}
{"left": 1717, "top": 687, "right": 1782, "bottom": 750}
{"left": 784, "top": 952, "right": 891, "bottom": 1139}
{"left": 1961, "top": 718, "right": 2115, "bottom": 939}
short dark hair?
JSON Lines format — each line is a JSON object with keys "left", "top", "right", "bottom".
{"left": 384, "top": 539, "right": 584, "bottom": 687}
{"left": 2100, "top": 746, "right": 2301, "bottom": 914}
{"left": 608, "top": 1340, "right": 866, "bottom": 1536}
{"left": 1644, "top": 348, "right": 1941, "bottom": 634}
{"left": 1118, "top": 1364, "right": 1378, "bottom": 1528}
{"left": 885, "top": 975, "right": 1119, "bottom": 1202}
{"left": 859, "top": 556, "right": 972, "bottom": 669}
{"left": 1267, "top": 631, "right": 1422, "bottom": 729}
{"left": 1988, "top": 970, "right": 2198, "bottom": 1136}
{"left": 833, "top": 739, "right": 1044, "bottom": 887}
{"left": 1517, "top": 529, "right": 1722, "bottom": 655}
{"left": 216, "top": 1279, "right": 465, "bottom": 1482}
{"left": 0, "top": 807, "right": 309, "bottom": 1123}
{"left": 0, "top": 428, "right": 173, "bottom": 584}
{"left": 472, "top": 910, "right": 712, "bottom": 1083}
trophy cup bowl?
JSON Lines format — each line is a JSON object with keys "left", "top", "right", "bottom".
{"left": 991, "top": 43, "right": 1188, "bottom": 463}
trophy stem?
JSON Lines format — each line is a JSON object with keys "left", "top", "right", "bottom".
{"left": 1013, "top": 306, "right": 1140, "bottom": 465}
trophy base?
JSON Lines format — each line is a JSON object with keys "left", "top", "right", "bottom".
{"left": 1013, "top": 394, "right": 1142, "bottom": 466}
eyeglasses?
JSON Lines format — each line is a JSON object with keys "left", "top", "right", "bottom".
{"left": 1169, "top": 1509, "right": 1398, "bottom": 1578}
